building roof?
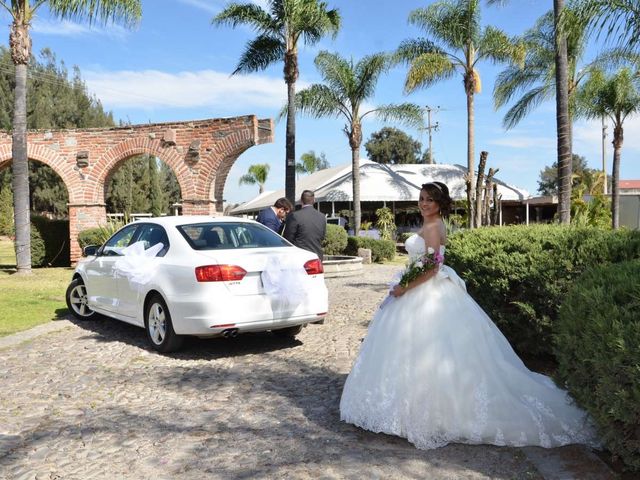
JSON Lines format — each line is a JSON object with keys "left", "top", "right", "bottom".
{"left": 231, "top": 160, "right": 530, "bottom": 215}
{"left": 620, "top": 180, "right": 640, "bottom": 189}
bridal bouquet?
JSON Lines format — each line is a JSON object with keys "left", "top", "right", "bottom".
{"left": 399, "top": 247, "right": 444, "bottom": 287}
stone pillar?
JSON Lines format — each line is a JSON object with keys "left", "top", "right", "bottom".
{"left": 68, "top": 203, "right": 107, "bottom": 263}
{"left": 182, "top": 198, "right": 221, "bottom": 216}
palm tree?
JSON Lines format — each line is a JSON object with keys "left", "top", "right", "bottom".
{"left": 395, "top": 0, "right": 524, "bottom": 228}
{"left": 576, "top": 67, "right": 640, "bottom": 229}
{"left": 494, "top": 8, "right": 589, "bottom": 130}
{"left": 1, "top": 0, "right": 142, "bottom": 275}
{"left": 296, "top": 150, "right": 329, "bottom": 177}
{"left": 489, "top": 0, "right": 574, "bottom": 224}
{"left": 239, "top": 163, "right": 271, "bottom": 194}
{"left": 291, "top": 51, "right": 423, "bottom": 234}
{"left": 567, "top": 0, "right": 640, "bottom": 54}
{"left": 213, "top": 0, "right": 340, "bottom": 204}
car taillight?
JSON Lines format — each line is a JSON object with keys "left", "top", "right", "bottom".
{"left": 195, "top": 265, "right": 247, "bottom": 282}
{"left": 304, "top": 259, "right": 324, "bottom": 275}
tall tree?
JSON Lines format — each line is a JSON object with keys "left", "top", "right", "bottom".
{"left": 148, "top": 157, "right": 163, "bottom": 217}
{"left": 213, "top": 0, "right": 340, "bottom": 204}
{"left": 1, "top": 0, "right": 142, "bottom": 275}
{"left": 364, "top": 127, "right": 422, "bottom": 164}
{"left": 296, "top": 151, "right": 329, "bottom": 176}
{"left": 575, "top": 67, "right": 640, "bottom": 229}
{"left": 537, "top": 153, "right": 592, "bottom": 196}
{"left": 291, "top": 51, "right": 423, "bottom": 233}
{"left": 239, "top": 163, "right": 271, "bottom": 194}
{"left": 396, "top": 0, "right": 524, "bottom": 228}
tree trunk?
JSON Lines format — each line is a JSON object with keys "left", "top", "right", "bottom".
{"left": 284, "top": 51, "right": 298, "bottom": 204}
{"left": 475, "top": 151, "right": 487, "bottom": 227}
{"left": 554, "top": 0, "right": 572, "bottom": 224}
{"left": 466, "top": 91, "right": 475, "bottom": 228}
{"left": 350, "top": 122, "right": 362, "bottom": 235}
{"left": 10, "top": 21, "right": 32, "bottom": 275}
{"left": 484, "top": 167, "right": 498, "bottom": 226}
{"left": 611, "top": 122, "right": 623, "bottom": 230}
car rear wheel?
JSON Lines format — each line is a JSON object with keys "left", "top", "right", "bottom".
{"left": 272, "top": 324, "right": 303, "bottom": 338}
{"left": 145, "top": 294, "right": 184, "bottom": 353}
{"left": 66, "top": 278, "right": 96, "bottom": 320}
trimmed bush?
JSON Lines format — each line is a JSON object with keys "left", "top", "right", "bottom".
{"left": 30, "top": 223, "right": 46, "bottom": 267}
{"left": 346, "top": 236, "right": 395, "bottom": 262}
{"left": 78, "top": 220, "right": 124, "bottom": 250}
{"left": 323, "top": 224, "right": 348, "bottom": 256}
{"left": 446, "top": 225, "right": 640, "bottom": 356}
{"left": 555, "top": 260, "right": 640, "bottom": 472}
{"left": 31, "top": 215, "right": 70, "bottom": 267}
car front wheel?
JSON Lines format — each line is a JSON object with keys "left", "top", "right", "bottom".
{"left": 145, "top": 294, "right": 184, "bottom": 353}
{"left": 66, "top": 278, "right": 95, "bottom": 320}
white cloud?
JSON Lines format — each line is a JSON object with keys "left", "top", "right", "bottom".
{"left": 178, "top": 0, "right": 268, "bottom": 15}
{"left": 488, "top": 135, "right": 555, "bottom": 149}
{"left": 83, "top": 69, "right": 288, "bottom": 110}
{"left": 32, "top": 19, "right": 128, "bottom": 39}
{"left": 574, "top": 116, "right": 640, "bottom": 154}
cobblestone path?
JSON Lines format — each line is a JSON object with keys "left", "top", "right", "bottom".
{"left": 0, "top": 264, "right": 576, "bottom": 479}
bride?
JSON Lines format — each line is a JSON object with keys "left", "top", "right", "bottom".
{"left": 339, "top": 182, "right": 599, "bottom": 450}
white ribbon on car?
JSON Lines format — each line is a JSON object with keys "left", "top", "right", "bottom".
{"left": 113, "top": 241, "right": 164, "bottom": 291}
{"left": 261, "top": 255, "right": 312, "bottom": 312}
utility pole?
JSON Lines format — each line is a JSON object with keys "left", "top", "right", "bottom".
{"left": 423, "top": 105, "right": 440, "bottom": 164}
{"left": 602, "top": 116, "right": 608, "bottom": 195}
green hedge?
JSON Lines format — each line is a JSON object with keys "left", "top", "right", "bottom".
{"left": 446, "top": 225, "right": 640, "bottom": 356}
{"left": 346, "top": 236, "right": 395, "bottom": 262}
{"left": 31, "top": 215, "right": 70, "bottom": 267}
{"left": 555, "top": 260, "right": 640, "bottom": 472}
{"left": 323, "top": 224, "right": 348, "bottom": 256}
{"left": 30, "top": 223, "right": 45, "bottom": 267}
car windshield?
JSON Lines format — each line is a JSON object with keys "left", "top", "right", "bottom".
{"left": 177, "top": 222, "right": 290, "bottom": 250}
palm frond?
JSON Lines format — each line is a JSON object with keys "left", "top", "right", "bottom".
{"left": 295, "top": 84, "right": 347, "bottom": 120}
{"left": 502, "top": 85, "right": 553, "bottom": 129}
{"left": 409, "top": 0, "right": 481, "bottom": 51}
{"left": 404, "top": 51, "right": 455, "bottom": 93}
{"left": 493, "top": 64, "right": 549, "bottom": 108}
{"left": 238, "top": 173, "right": 257, "bottom": 186}
{"left": 213, "top": 2, "right": 275, "bottom": 34}
{"left": 234, "top": 34, "right": 285, "bottom": 74}
{"left": 354, "top": 53, "right": 390, "bottom": 102}
{"left": 46, "top": 0, "right": 142, "bottom": 27}
{"left": 315, "top": 51, "right": 355, "bottom": 99}
{"left": 477, "top": 26, "right": 525, "bottom": 66}
{"left": 367, "top": 103, "right": 425, "bottom": 129}
{"left": 394, "top": 38, "right": 444, "bottom": 66}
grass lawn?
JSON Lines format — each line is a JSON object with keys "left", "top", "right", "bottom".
{"left": 0, "top": 235, "right": 15, "bottom": 266}
{"left": 0, "top": 236, "right": 71, "bottom": 337}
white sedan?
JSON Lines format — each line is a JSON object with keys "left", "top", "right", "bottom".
{"left": 65, "top": 216, "right": 328, "bottom": 352}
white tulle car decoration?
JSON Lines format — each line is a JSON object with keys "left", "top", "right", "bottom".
{"left": 66, "top": 216, "right": 328, "bottom": 352}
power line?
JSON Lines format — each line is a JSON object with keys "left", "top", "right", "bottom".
{"left": 422, "top": 105, "right": 440, "bottom": 164}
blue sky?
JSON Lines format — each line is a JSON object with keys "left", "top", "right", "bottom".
{"left": 2, "top": 0, "right": 639, "bottom": 205}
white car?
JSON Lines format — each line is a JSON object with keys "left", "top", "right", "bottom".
{"left": 66, "top": 216, "right": 328, "bottom": 352}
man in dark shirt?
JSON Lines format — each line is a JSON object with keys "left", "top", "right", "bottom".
{"left": 282, "top": 190, "right": 326, "bottom": 260}
{"left": 256, "top": 197, "right": 293, "bottom": 233}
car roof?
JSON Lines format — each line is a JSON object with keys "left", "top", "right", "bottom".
{"left": 134, "top": 216, "right": 257, "bottom": 228}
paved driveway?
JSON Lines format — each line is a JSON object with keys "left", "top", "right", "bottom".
{"left": 0, "top": 264, "right": 612, "bottom": 479}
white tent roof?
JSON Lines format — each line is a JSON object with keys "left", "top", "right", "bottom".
{"left": 231, "top": 159, "right": 529, "bottom": 214}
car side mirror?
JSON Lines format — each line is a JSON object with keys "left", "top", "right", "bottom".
{"left": 83, "top": 245, "right": 99, "bottom": 257}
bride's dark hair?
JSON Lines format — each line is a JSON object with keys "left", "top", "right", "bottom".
{"left": 421, "top": 182, "right": 452, "bottom": 217}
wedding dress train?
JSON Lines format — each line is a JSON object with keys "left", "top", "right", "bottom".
{"left": 339, "top": 234, "right": 599, "bottom": 450}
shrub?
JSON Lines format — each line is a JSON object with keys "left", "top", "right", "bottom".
{"left": 0, "top": 186, "right": 13, "bottom": 236}
{"left": 30, "top": 223, "right": 46, "bottom": 268}
{"left": 555, "top": 260, "right": 640, "bottom": 472}
{"left": 31, "top": 215, "right": 70, "bottom": 267}
{"left": 398, "top": 231, "right": 415, "bottom": 243}
{"left": 323, "top": 224, "right": 348, "bottom": 256}
{"left": 446, "top": 225, "right": 640, "bottom": 357}
{"left": 78, "top": 220, "right": 123, "bottom": 250}
{"left": 375, "top": 207, "right": 396, "bottom": 241}
{"left": 346, "top": 236, "right": 395, "bottom": 262}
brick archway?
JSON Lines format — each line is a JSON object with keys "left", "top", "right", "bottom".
{"left": 0, "top": 115, "right": 274, "bottom": 262}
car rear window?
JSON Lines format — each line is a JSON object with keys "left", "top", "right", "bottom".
{"left": 177, "top": 222, "right": 290, "bottom": 250}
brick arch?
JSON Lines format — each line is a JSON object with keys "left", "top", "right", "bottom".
{"left": 0, "top": 143, "right": 84, "bottom": 203}
{"left": 92, "top": 138, "right": 193, "bottom": 203}
{"left": 0, "top": 115, "right": 274, "bottom": 262}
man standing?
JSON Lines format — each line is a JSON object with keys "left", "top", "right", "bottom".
{"left": 256, "top": 197, "right": 293, "bottom": 233}
{"left": 282, "top": 190, "right": 326, "bottom": 260}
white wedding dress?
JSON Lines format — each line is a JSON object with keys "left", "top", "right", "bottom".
{"left": 340, "top": 234, "right": 599, "bottom": 450}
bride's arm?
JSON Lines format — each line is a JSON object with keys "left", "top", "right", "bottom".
{"left": 390, "top": 223, "right": 441, "bottom": 297}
